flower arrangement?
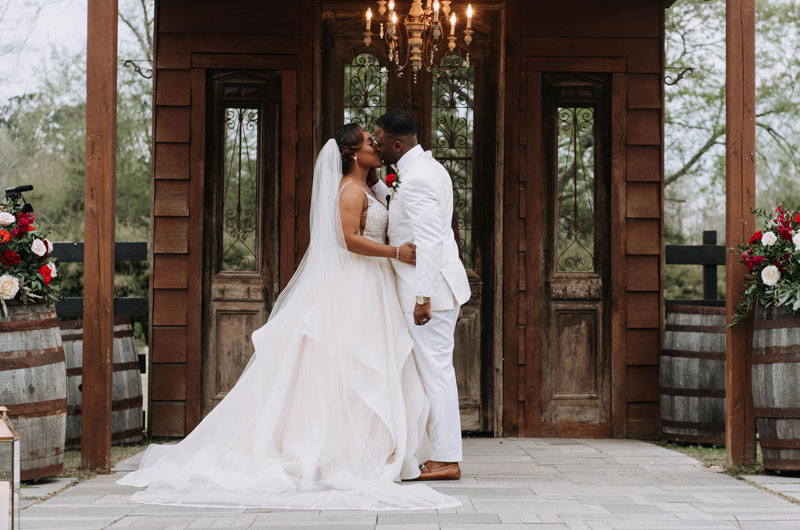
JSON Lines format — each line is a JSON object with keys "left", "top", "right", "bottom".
{"left": 0, "top": 197, "right": 61, "bottom": 315}
{"left": 731, "top": 203, "right": 800, "bottom": 326}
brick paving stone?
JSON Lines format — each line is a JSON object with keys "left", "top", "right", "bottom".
{"left": 18, "top": 439, "right": 800, "bottom": 529}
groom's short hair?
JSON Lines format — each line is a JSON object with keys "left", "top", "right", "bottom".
{"left": 376, "top": 110, "right": 417, "bottom": 137}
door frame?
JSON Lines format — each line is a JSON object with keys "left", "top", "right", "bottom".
{"left": 518, "top": 61, "right": 628, "bottom": 438}
{"left": 312, "top": 1, "right": 507, "bottom": 435}
{"left": 186, "top": 54, "right": 299, "bottom": 431}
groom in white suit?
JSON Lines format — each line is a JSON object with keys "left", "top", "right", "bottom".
{"left": 370, "top": 110, "right": 471, "bottom": 480}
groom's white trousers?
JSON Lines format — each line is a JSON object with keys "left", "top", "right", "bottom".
{"left": 404, "top": 306, "right": 463, "bottom": 462}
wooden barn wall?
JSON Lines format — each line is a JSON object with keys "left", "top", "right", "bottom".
{"left": 149, "top": 0, "right": 313, "bottom": 436}
{"left": 149, "top": 0, "right": 666, "bottom": 439}
{"left": 502, "top": 0, "right": 665, "bottom": 438}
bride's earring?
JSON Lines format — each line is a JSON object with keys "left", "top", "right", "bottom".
{"left": 353, "top": 154, "right": 358, "bottom": 165}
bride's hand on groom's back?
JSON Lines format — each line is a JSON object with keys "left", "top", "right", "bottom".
{"left": 397, "top": 242, "right": 416, "bottom": 266}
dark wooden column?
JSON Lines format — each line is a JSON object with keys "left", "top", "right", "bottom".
{"left": 725, "top": 0, "right": 757, "bottom": 467}
{"left": 82, "top": 0, "right": 118, "bottom": 472}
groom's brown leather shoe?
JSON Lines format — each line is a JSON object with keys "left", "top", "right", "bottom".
{"left": 414, "top": 460, "right": 461, "bottom": 481}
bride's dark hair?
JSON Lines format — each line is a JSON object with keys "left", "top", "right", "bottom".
{"left": 335, "top": 123, "right": 363, "bottom": 174}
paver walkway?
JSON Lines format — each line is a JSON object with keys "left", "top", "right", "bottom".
{"left": 21, "top": 438, "right": 800, "bottom": 530}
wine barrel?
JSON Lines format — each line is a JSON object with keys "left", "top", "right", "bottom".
{"left": 60, "top": 317, "right": 143, "bottom": 448}
{"left": 660, "top": 305, "right": 726, "bottom": 445}
{"left": 753, "top": 304, "right": 800, "bottom": 471}
{"left": 0, "top": 302, "right": 66, "bottom": 480}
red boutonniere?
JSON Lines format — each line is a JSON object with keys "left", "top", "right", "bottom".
{"left": 385, "top": 172, "right": 400, "bottom": 192}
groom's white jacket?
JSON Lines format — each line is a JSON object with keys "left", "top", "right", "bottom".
{"left": 373, "top": 145, "right": 470, "bottom": 313}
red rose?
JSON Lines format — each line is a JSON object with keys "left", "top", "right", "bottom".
{"left": 779, "top": 225, "right": 793, "bottom": 241}
{"left": 749, "top": 230, "right": 762, "bottom": 244}
{"left": 794, "top": 213, "right": 800, "bottom": 224}
{"left": 1, "top": 249, "right": 20, "bottom": 266}
{"left": 0, "top": 230, "right": 9, "bottom": 244}
{"left": 385, "top": 173, "right": 397, "bottom": 187}
{"left": 38, "top": 264, "right": 52, "bottom": 285}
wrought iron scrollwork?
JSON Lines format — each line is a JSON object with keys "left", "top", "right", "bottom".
{"left": 344, "top": 53, "right": 386, "bottom": 132}
{"left": 556, "top": 107, "right": 596, "bottom": 273}
{"left": 121, "top": 59, "right": 153, "bottom": 79}
{"left": 221, "top": 107, "right": 259, "bottom": 272}
{"left": 665, "top": 67, "right": 694, "bottom": 86}
{"left": 433, "top": 60, "right": 474, "bottom": 268}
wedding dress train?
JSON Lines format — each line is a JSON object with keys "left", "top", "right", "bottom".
{"left": 117, "top": 140, "right": 458, "bottom": 510}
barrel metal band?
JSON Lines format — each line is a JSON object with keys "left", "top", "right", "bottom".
{"left": 8, "top": 398, "right": 67, "bottom": 417}
{"left": 660, "top": 432, "right": 725, "bottom": 445}
{"left": 667, "top": 305, "right": 726, "bottom": 316}
{"left": 0, "top": 317, "right": 60, "bottom": 332}
{"left": 752, "top": 346, "right": 800, "bottom": 364}
{"left": 0, "top": 347, "right": 66, "bottom": 370}
{"left": 660, "top": 387, "right": 725, "bottom": 398}
{"left": 754, "top": 317, "right": 800, "bottom": 330}
{"left": 661, "top": 419, "right": 725, "bottom": 430}
{"left": 68, "top": 395, "right": 143, "bottom": 415}
{"left": 661, "top": 349, "right": 725, "bottom": 361}
{"left": 762, "top": 458, "right": 800, "bottom": 471}
{"left": 664, "top": 324, "right": 726, "bottom": 334}
{"left": 66, "top": 361, "right": 141, "bottom": 377}
{"left": 755, "top": 407, "right": 800, "bottom": 418}
{"left": 759, "top": 437, "right": 800, "bottom": 449}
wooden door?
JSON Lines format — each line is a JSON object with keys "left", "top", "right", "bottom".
{"left": 539, "top": 73, "right": 612, "bottom": 436}
{"left": 201, "top": 70, "right": 281, "bottom": 417}
{"left": 318, "top": 5, "right": 501, "bottom": 433}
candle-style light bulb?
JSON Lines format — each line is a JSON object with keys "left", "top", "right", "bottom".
{"left": 391, "top": 11, "right": 398, "bottom": 36}
{"left": 366, "top": 8, "right": 372, "bottom": 31}
{"left": 450, "top": 12, "right": 456, "bottom": 35}
{"left": 466, "top": 4, "right": 473, "bottom": 28}
{"left": 433, "top": 0, "right": 440, "bottom": 21}
{"left": 388, "top": 0, "right": 395, "bottom": 12}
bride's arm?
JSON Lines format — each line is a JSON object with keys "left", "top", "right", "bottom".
{"left": 339, "top": 185, "right": 415, "bottom": 264}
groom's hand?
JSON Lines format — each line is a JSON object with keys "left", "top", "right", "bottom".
{"left": 414, "top": 301, "right": 432, "bottom": 326}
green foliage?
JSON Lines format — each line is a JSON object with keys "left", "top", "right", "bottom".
{"left": 730, "top": 203, "right": 800, "bottom": 326}
{"left": 0, "top": 1, "right": 153, "bottom": 344}
{"left": 665, "top": 0, "right": 800, "bottom": 298}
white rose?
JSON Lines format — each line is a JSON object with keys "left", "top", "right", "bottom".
{"left": 761, "top": 231, "right": 778, "bottom": 246}
{"left": 47, "top": 262, "right": 57, "bottom": 278}
{"left": 794, "top": 231, "right": 800, "bottom": 252}
{"left": 0, "top": 212, "right": 14, "bottom": 226}
{"left": 31, "top": 238, "right": 47, "bottom": 257}
{"left": 0, "top": 274, "right": 20, "bottom": 300}
{"left": 761, "top": 265, "right": 781, "bottom": 287}
{"left": 44, "top": 238, "right": 53, "bottom": 253}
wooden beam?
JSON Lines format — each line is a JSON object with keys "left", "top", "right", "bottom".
{"left": 725, "top": 0, "right": 757, "bottom": 467}
{"left": 82, "top": 0, "right": 118, "bottom": 472}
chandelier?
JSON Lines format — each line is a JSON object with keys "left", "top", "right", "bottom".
{"left": 363, "top": 0, "right": 476, "bottom": 83}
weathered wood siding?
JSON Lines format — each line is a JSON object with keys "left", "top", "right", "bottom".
{"left": 502, "top": 0, "right": 665, "bottom": 438}
{"left": 150, "top": 0, "right": 312, "bottom": 436}
{"left": 151, "top": 0, "right": 666, "bottom": 438}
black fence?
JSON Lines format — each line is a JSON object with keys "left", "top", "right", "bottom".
{"left": 51, "top": 241, "right": 148, "bottom": 373}
{"left": 665, "top": 230, "right": 726, "bottom": 308}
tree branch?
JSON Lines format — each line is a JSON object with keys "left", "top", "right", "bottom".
{"left": 665, "top": 125, "right": 725, "bottom": 187}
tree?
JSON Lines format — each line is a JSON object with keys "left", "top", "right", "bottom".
{"left": 0, "top": 0, "right": 154, "bottom": 309}
{"left": 665, "top": 0, "right": 800, "bottom": 245}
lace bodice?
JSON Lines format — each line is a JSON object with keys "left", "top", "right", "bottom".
{"left": 362, "top": 193, "right": 389, "bottom": 244}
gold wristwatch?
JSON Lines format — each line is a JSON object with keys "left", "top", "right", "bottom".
{"left": 416, "top": 295, "right": 431, "bottom": 306}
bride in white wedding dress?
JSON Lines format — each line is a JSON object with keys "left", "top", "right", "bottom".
{"left": 117, "top": 125, "right": 458, "bottom": 510}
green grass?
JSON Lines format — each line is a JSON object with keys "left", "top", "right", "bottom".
{"left": 656, "top": 439, "right": 766, "bottom": 476}
{"left": 56, "top": 433, "right": 180, "bottom": 482}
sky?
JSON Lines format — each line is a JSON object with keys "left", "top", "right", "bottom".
{"left": 0, "top": 0, "right": 87, "bottom": 101}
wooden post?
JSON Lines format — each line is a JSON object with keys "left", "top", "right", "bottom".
{"left": 725, "top": 0, "right": 757, "bottom": 467}
{"left": 82, "top": 0, "right": 118, "bottom": 472}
